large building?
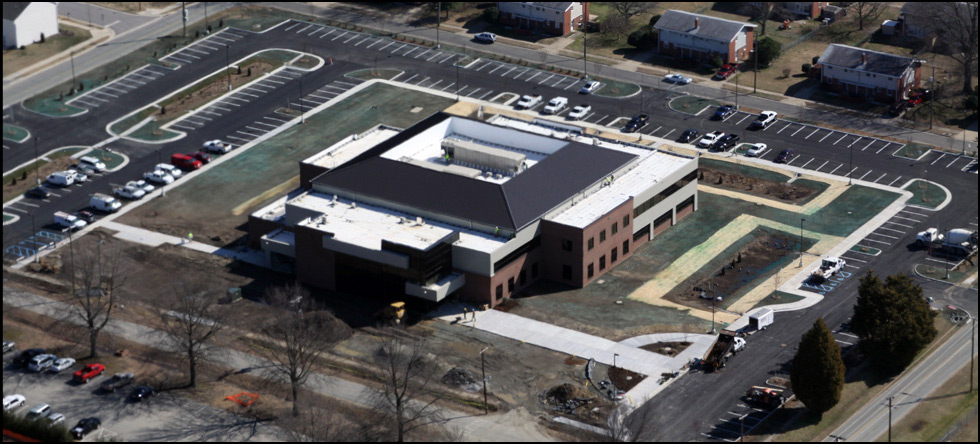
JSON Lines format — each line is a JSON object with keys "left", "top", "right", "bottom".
{"left": 816, "top": 44, "right": 921, "bottom": 103}
{"left": 249, "top": 113, "right": 698, "bottom": 307}
{"left": 496, "top": 2, "right": 588, "bottom": 36}
{"left": 3, "top": 2, "right": 59, "bottom": 49}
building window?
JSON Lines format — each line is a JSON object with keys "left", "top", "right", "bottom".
{"left": 532, "top": 262, "right": 539, "bottom": 278}
{"left": 612, "top": 222, "right": 618, "bottom": 235}
{"left": 623, "top": 215, "right": 630, "bottom": 227}
{"left": 519, "top": 269, "right": 527, "bottom": 286}
{"left": 588, "top": 238, "right": 595, "bottom": 250}
{"left": 562, "top": 239, "right": 573, "bottom": 251}
{"left": 508, "top": 277, "right": 515, "bottom": 294}
{"left": 623, "top": 240, "right": 630, "bottom": 255}
{"left": 588, "top": 263, "right": 594, "bottom": 278}
{"left": 600, "top": 230, "right": 606, "bottom": 243}
{"left": 496, "top": 284, "right": 503, "bottom": 300}
{"left": 611, "top": 247, "right": 618, "bottom": 263}
{"left": 599, "top": 256, "right": 606, "bottom": 271}
{"left": 562, "top": 265, "right": 573, "bottom": 281}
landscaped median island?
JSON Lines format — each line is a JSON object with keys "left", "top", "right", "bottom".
{"left": 892, "top": 143, "right": 932, "bottom": 160}
{"left": 668, "top": 96, "right": 720, "bottom": 116}
{"left": 345, "top": 68, "right": 403, "bottom": 82}
{"left": 3, "top": 123, "right": 30, "bottom": 143}
{"left": 901, "top": 179, "right": 948, "bottom": 209}
{"left": 2, "top": 146, "right": 87, "bottom": 203}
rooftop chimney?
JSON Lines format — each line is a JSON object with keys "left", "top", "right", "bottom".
{"left": 695, "top": 18, "right": 700, "bottom": 28}
{"left": 861, "top": 53, "right": 866, "bottom": 65}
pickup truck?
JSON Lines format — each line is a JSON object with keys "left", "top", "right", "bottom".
{"left": 515, "top": 94, "right": 543, "bottom": 110}
{"left": 542, "top": 97, "right": 568, "bottom": 115}
{"left": 73, "top": 363, "right": 105, "bottom": 383}
{"left": 113, "top": 184, "right": 145, "bottom": 200}
{"left": 100, "top": 373, "right": 134, "bottom": 393}
{"left": 811, "top": 257, "right": 846, "bottom": 283}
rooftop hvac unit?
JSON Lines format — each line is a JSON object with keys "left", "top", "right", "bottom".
{"left": 351, "top": 202, "right": 357, "bottom": 209}
{"left": 495, "top": 173, "right": 503, "bottom": 180}
{"left": 416, "top": 217, "right": 424, "bottom": 225}
{"left": 442, "top": 138, "right": 526, "bottom": 173}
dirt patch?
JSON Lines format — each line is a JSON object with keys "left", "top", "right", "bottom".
{"left": 664, "top": 230, "right": 799, "bottom": 311}
{"left": 564, "top": 356, "right": 587, "bottom": 366}
{"left": 544, "top": 383, "right": 594, "bottom": 405}
{"left": 2, "top": 156, "right": 75, "bottom": 202}
{"left": 700, "top": 167, "right": 816, "bottom": 204}
{"left": 640, "top": 341, "right": 692, "bottom": 357}
{"left": 493, "top": 298, "right": 519, "bottom": 312}
{"left": 607, "top": 366, "right": 646, "bottom": 392}
{"left": 158, "top": 61, "right": 276, "bottom": 118}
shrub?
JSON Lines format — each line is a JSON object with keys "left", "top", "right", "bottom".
{"left": 218, "top": 19, "right": 224, "bottom": 28}
{"left": 483, "top": 7, "right": 499, "bottom": 23}
{"left": 710, "top": 55, "right": 725, "bottom": 69}
{"left": 802, "top": 63, "right": 811, "bottom": 74}
{"left": 40, "top": 33, "right": 46, "bottom": 43}
{"left": 812, "top": 55, "right": 820, "bottom": 65}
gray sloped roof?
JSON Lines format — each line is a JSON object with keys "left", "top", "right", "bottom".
{"left": 3, "top": 2, "right": 32, "bottom": 21}
{"left": 654, "top": 9, "right": 756, "bottom": 42}
{"left": 818, "top": 44, "right": 917, "bottom": 77}
{"left": 528, "top": 2, "right": 574, "bottom": 11}
{"left": 312, "top": 113, "right": 637, "bottom": 231}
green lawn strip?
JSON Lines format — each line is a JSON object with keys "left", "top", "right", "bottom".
{"left": 592, "top": 78, "right": 640, "bottom": 98}
{"left": 109, "top": 106, "right": 158, "bottom": 136}
{"left": 291, "top": 55, "right": 320, "bottom": 69}
{"left": 158, "top": 67, "right": 237, "bottom": 110}
{"left": 700, "top": 158, "right": 791, "bottom": 183}
{"left": 3, "top": 214, "right": 13, "bottom": 223}
{"left": 914, "top": 264, "right": 971, "bottom": 284}
{"left": 46, "top": 147, "right": 85, "bottom": 160}
{"left": 490, "top": 93, "right": 518, "bottom": 105}
{"left": 3, "top": 124, "right": 30, "bottom": 142}
{"left": 345, "top": 68, "right": 403, "bottom": 81}
{"left": 750, "top": 291, "right": 806, "bottom": 311}
{"left": 2, "top": 23, "right": 91, "bottom": 76}
{"left": 849, "top": 245, "right": 881, "bottom": 256}
{"left": 127, "top": 83, "right": 455, "bottom": 227}
{"left": 669, "top": 96, "right": 719, "bottom": 116}
{"left": 902, "top": 179, "right": 947, "bottom": 209}
{"left": 893, "top": 143, "right": 933, "bottom": 160}
{"left": 158, "top": 49, "right": 296, "bottom": 112}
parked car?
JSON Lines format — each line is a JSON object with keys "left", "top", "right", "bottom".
{"left": 775, "top": 149, "right": 795, "bottom": 164}
{"left": 908, "top": 92, "right": 927, "bottom": 106}
{"left": 2, "top": 340, "right": 14, "bottom": 353}
{"left": 128, "top": 180, "right": 155, "bottom": 194}
{"left": 46, "top": 171, "right": 76, "bottom": 187}
{"left": 100, "top": 372, "right": 135, "bottom": 393}
{"left": 49, "top": 357, "right": 76, "bottom": 373}
{"left": 143, "top": 170, "right": 175, "bottom": 185}
{"left": 624, "top": 114, "right": 649, "bottom": 132}
{"left": 678, "top": 129, "right": 701, "bottom": 143}
{"left": 27, "top": 354, "right": 57, "bottom": 372}
{"left": 155, "top": 163, "right": 182, "bottom": 179}
{"left": 171, "top": 153, "right": 203, "bottom": 171}
{"left": 73, "top": 363, "right": 105, "bottom": 383}
{"left": 14, "top": 348, "right": 46, "bottom": 368}
{"left": 203, "top": 140, "right": 232, "bottom": 154}
{"left": 71, "top": 418, "right": 101, "bottom": 439}
{"left": 191, "top": 152, "right": 212, "bottom": 164}
{"left": 79, "top": 156, "right": 107, "bottom": 172}
{"left": 515, "top": 94, "right": 543, "bottom": 110}
{"left": 75, "top": 210, "right": 96, "bottom": 223}
{"left": 114, "top": 184, "right": 145, "bottom": 200}
{"left": 663, "top": 73, "right": 692, "bottom": 84}
{"left": 698, "top": 131, "right": 725, "bottom": 148}
{"left": 46, "top": 412, "right": 65, "bottom": 426}
{"left": 745, "top": 143, "right": 768, "bottom": 157}
{"left": 713, "top": 105, "right": 737, "bottom": 120}
{"left": 129, "top": 386, "right": 156, "bottom": 402}
{"left": 542, "top": 97, "right": 569, "bottom": 115}
{"left": 712, "top": 134, "right": 741, "bottom": 151}
{"left": 69, "top": 164, "right": 97, "bottom": 178}
{"left": 474, "top": 32, "right": 497, "bottom": 43}
{"left": 25, "top": 186, "right": 51, "bottom": 199}
{"left": 567, "top": 105, "right": 591, "bottom": 120}
{"left": 54, "top": 211, "right": 89, "bottom": 230}
{"left": 579, "top": 80, "right": 601, "bottom": 94}
{"left": 714, "top": 63, "right": 738, "bottom": 79}
{"left": 3, "top": 394, "right": 26, "bottom": 411}
{"left": 89, "top": 194, "right": 122, "bottom": 213}
{"left": 750, "top": 111, "right": 778, "bottom": 129}
{"left": 27, "top": 403, "right": 52, "bottom": 420}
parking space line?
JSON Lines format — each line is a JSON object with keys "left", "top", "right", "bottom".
{"left": 594, "top": 115, "right": 610, "bottom": 125}
{"left": 308, "top": 92, "right": 334, "bottom": 100}
{"left": 500, "top": 66, "right": 517, "bottom": 77}
{"left": 869, "top": 232, "right": 899, "bottom": 240}
{"left": 402, "top": 47, "right": 420, "bottom": 57}
{"left": 253, "top": 121, "right": 279, "bottom": 129}
{"left": 185, "top": 114, "right": 211, "bottom": 122}
{"left": 414, "top": 49, "right": 433, "bottom": 59}
{"left": 377, "top": 40, "right": 394, "bottom": 51}
{"left": 901, "top": 209, "right": 930, "bottom": 218}
{"left": 790, "top": 125, "right": 805, "bottom": 137}
{"left": 166, "top": 55, "right": 194, "bottom": 64}
{"left": 297, "top": 24, "right": 314, "bottom": 34}
{"left": 860, "top": 139, "right": 876, "bottom": 151}
{"left": 343, "top": 33, "right": 361, "bottom": 44}
{"left": 892, "top": 216, "right": 922, "bottom": 224}
{"left": 884, "top": 221, "right": 914, "bottom": 229}
{"left": 389, "top": 43, "right": 408, "bottom": 54}
{"left": 860, "top": 237, "right": 891, "bottom": 245}
{"left": 263, "top": 116, "right": 289, "bottom": 124}
{"left": 563, "top": 81, "right": 578, "bottom": 91}
{"left": 351, "top": 36, "right": 372, "bottom": 46}
{"left": 512, "top": 68, "right": 530, "bottom": 79}
{"left": 440, "top": 82, "right": 454, "bottom": 91}
{"left": 858, "top": 170, "right": 872, "bottom": 181}
{"left": 225, "top": 96, "right": 249, "bottom": 103}
{"left": 437, "top": 54, "right": 457, "bottom": 64}
{"left": 776, "top": 122, "right": 792, "bottom": 134}
{"left": 799, "top": 158, "right": 814, "bottom": 169}
{"left": 833, "top": 133, "right": 848, "bottom": 145}
{"left": 299, "top": 97, "right": 322, "bottom": 104}
{"left": 828, "top": 164, "right": 843, "bottom": 175}
{"left": 306, "top": 27, "right": 325, "bottom": 37}
{"left": 426, "top": 51, "right": 444, "bottom": 62}
{"left": 465, "top": 88, "right": 482, "bottom": 97}
{"left": 225, "top": 135, "right": 251, "bottom": 142}
{"left": 946, "top": 156, "right": 962, "bottom": 168}
{"left": 877, "top": 142, "right": 896, "bottom": 154}
{"left": 456, "top": 86, "right": 470, "bottom": 95}
{"left": 284, "top": 22, "right": 302, "bottom": 32}
{"left": 735, "top": 114, "right": 752, "bottom": 125}
{"left": 835, "top": 339, "right": 854, "bottom": 346}
{"left": 552, "top": 76, "right": 567, "bottom": 88}
{"left": 209, "top": 105, "right": 232, "bottom": 112}
{"left": 263, "top": 79, "right": 286, "bottom": 85}
{"left": 184, "top": 47, "right": 211, "bottom": 56}
{"left": 236, "top": 91, "right": 260, "bottom": 98}
{"left": 646, "top": 126, "right": 662, "bottom": 136}
{"left": 415, "top": 76, "right": 431, "bottom": 86}
{"left": 931, "top": 152, "right": 948, "bottom": 165}
{"left": 538, "top": 74, "right": 556, "bottom": 85}
{"left": 662, "top": 129, "right": 676, "bottom": 139}
{"left": 878, "top": 226, "right": 906, "bottom": 234}
{"left": 873, "top": 173, "right": 888, "bottom": 183}
{"left": 818, "top": 131, "right": 834, "bottom": 143}
{"left": 814, "top": 160, "right": 829, "bottom": 171}
{"left": 245, "top": 126, "right": 269, "bottom": 133}
{"left": 477, "top": 90, "right": 493, "bottom": 101}
{"left": 524, "top": 72, "right": 542, "bottom": 82}
{"left": 331, "top": 31, "right": 349, "bottom": 41}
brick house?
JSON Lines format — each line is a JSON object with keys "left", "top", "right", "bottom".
{"left": 654, "top": 10, "right": 757, "bottom": 64}
{"left": 816, "top": 44, "right": 922, "bottom": 103}
{"left": 496, "top": 2, "right": 588, "bottom": 36}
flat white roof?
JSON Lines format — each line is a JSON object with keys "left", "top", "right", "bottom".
{"left": 304, "top": 126, "right": 401, "bottom": 169}
{"left": 547, "top": 149, "right": 694, "bottom": 228}
{"left": 292, "top": 192, "right": 506, "bottom": 254}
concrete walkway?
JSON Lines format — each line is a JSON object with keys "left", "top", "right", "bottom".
{"left": 101, "top": 220, "right": 267, "bottom": 267}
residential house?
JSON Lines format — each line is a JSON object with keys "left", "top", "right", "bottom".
{"left": 654, "top": 10, "right": 757, "bottom": 64}
{"left": 3, "top": 2, "right": 58, "bottom": 49}
{"left": 816, "top": 44, "right": 922, "bottom": 103}
{"left": 496, "top": 2, "right": 588, "bottom": 36}
{"left": 747, "top": 2, "right": 828, "bottom": 19}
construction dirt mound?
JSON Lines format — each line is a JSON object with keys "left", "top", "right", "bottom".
{"left": 442, "top": 368, "right": 481, "bottom": 392}
{"left": 544, "top": 383, "right": 593, "bottom": 405}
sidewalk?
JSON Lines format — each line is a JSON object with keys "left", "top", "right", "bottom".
{"left": 101, "top": 220, "right": 267, "bottom": 267}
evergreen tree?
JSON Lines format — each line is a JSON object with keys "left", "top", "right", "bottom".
{"left": 851, "top": 272, "right": 937, "bottom": 375}
{"left": 791, "top": 318, "right": 845, "bottom": 415}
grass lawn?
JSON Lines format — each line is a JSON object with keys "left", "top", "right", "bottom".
{"left": 902, "top": 179, "right": 948, "bottom": 209}
{"left": 850, "top": 244, "right": 881, "bottom": 256}
{"left": 893, "top": 143, "right": 933, "bottom": 160}
{"left": 877, "top": 357, "right": 978, "bottom": 442}
{"left": 701, "top": 158, "right": 791, "bottom": 183}
{"left": 2, "top": 24, "right": 91, "bottom": 77}
{"left": 3, "top": 124, "right": 30, "bottom": 143}
{"left": 345, "top": 68, "right": 403, "bottom": 81}
{"left": 669, "top": 96, "right": 720, "bottom": 115}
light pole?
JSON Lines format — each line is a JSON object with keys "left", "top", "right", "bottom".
{"left": 613, "top": 353, "right": 618, "bottom": 368}
{"left": 583, "top": 12, "right": 588, "bottom": 80}
{"left": 849, "top": 142, "right": 854, "bottom": 185}
{"left": 204, "top": 2, "right": 209, "bottom": 31}
{"left": 30, "top": 213, "right": 37, "bottom": 263}
{"left": 480, "top": 345, "right": 491, "bottom": 414}
{"left": 887, "top": 396, "right": 893, "bottom": 442}
{"left": 70, "top": 50, "right": 77, "bottom": 92}
{"left": 735, "top": 63, "right": 740, "bottom": 109}
{"left": 225, "top": 44, "right": 232, "bottom": 91}
{"left": 752, "top": 40, "right": 758, "bottom": 93}
{"left": 182, "top": 2, "right": 187, "bottom": 38}
{"left": 799, "top": 218, "right": 806, "bottom": 267}
{"left": 436, "top": 2, "right": 441, "bottom": 49}
{"left": 33, "top": 136, "right": 40, "bottom": 186}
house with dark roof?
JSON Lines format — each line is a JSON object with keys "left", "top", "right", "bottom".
{"left": 746, "top": 2, "right": 828, "bottom": 20}
{"left": 654, "top": 10, "right": 757, "bottom": 64}
{"left": 496, "top": 2, "right": 588, "bottom": 36}
{"left": 816, "top": 44, "right": 922, "bottom": 103}
{"left": 249, "top": 112, "right": 698, "bottom": 308}
{"left": 3, "top": 2, "right": 58, "bottom": 49}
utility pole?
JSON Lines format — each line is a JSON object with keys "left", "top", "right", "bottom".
{"left": 735, "top": 65, "right": 740, "bottom": 109}
{"left": 480, "top": 346, "right": 490, "bottom": 414}
{"left": 436, "top": 2, "right": 441, "bottom": 49}
{"left": 33, "top": 137, "right": 40, "bottom": 186}
{"left": 583, "top": 13, "right": 588, "bottom": 80}
{"left": 204, "top": 2, "right": 208, "bottom": 31}
{"left": 70, "top": 51, "right": 77, "bottom": 92}
{"left": 887, "top": 396, "right": 893, "bottom": 442}
{"left": 182, "top": 3, "right": 187, "bottom": 38}
{"left": 753, "top": 40, "right": 758, "bottom": 93}
{"left": 225, "top": 44, "right": 231, "bottom": 91}
{"left": 455, "top": 63, "right": 460, "bottom": 102}
{"left": 799, "top": 218, "right": 806, "bottom": 267}
{"left": 929, "top": 66, "right": 935, "bottom": 130}
{"left": 30, "top": 213, "right": 37, "bottom": 263}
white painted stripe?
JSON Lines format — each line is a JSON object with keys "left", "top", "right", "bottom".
{"left": 873, "top": 173, "right": 888, "bottom": 183}
{"left": 892, "top": 215, "right": 922, "bottom": 223}
{"left": 888, "top": 176, "right": 902, "bottom": 186}
{"left": 814, "top": 160, "right": 829, "bottom": 171}
{"left": 884, "top": 221, "right": 914, "bottom": 228}
{"left": 839, "top": 256, "right": 867, "bottom": 263}
{"left": 366, "top": 38, "right": 384, "bottom": 49}
{"left": 799, "top": 158, "right": 814, "bottom": 169}
{"left": 263, "top": 116, "right": 289, "bottom": 124}
{"left": 524, "top": 72, "right": 542, "bottom": 82}
{"left": 791, "top": 126, "right": 805, "bottom": 137}
{"left": 225, "top": 135, "right": 252, "bottom": 142}
{"left": 253, "top": 121, "right": 278, "bottom": 128}
{"left": 735, "top": 114, "right": 752, "bottom": 125}
{"left": 477, "top": 90, "right": 493, "bottom": 101}
{"left": 833, "top": 133, "right": 848, "bottom": 145}
{"left": 877, "top": 226, "right": 906, "bottom": 234}
{"left": 806, "top": 128, "right": 820, "bottom": 139}
{"left": 877, "top": 142, "right": 894, "bottom": 154}
{"left": 538, "top": 74, "right": 556, "bottom": 85}
{"left": 343, "top": 34, "right": 361, "bottom": 44}
{"left": 869, "top": 232, "right": 899, "bottom": 240}
{"left": 402, "top": 47, "right": 419, "bottom": 57}
{"left": 858, "top": 170, "right": 872, "bottom": 180}
{"left": 819, "top": 131, "right": 834, "bottom": 143}
{"left": 378, "top": 40, "right": 395, "bottom": 51}
{"left": 901, "top": 209, "right": 930, "bottom": 217}
{"left": 426, "top": 51, "right": 443, "bottom": 61}
{"left": 332, "top": 31, "right": 349, "bottom": 41}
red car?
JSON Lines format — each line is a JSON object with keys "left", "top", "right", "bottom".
{"left": 715, "top": 63, "right": 738, "bottom": 80}
{"left": 191, "top": 152, "right": 211, "bottom": 164}
{"left": 908, "top": 93, "right": 925, "bottom": 107}
{"left": 73, "top": 363, "right": 105, "bottom": 383}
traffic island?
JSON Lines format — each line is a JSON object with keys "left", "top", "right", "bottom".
{"left": 901, "top": 179, "right": 948, "bottom": 210}
{"left": 668, "top": 96, "right": 720, "bottom": 116}
{"left": 892, "top": 143, "right": 933, "bottom": 161}
{"left": 3, "top": 123, "right": 30, "bottom": 143}
{"left": 345, "top": 68, "right": 403, "bottom": 81}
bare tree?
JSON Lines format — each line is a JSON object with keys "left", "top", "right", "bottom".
{"left": 853, "top": 2, "right": 888, "bottom": 30}
{"left": 65, "top": 237, "right": 128, "bottom": 358}
{"left": 917, "top": 2, "right": 978, "bottom": 95}
{"left": 279, "top": 399, "right": 388, "bottom": 442}
{"left": 753, "top": 2, "right": 777, "bottom": 36}
{"left": 255, "top": 283, "right": 351, "bottom": 417}
{"left": 609, "top": 2, "right": 656, "bottom": 22}
{"left": 157, "top": 279, "right": 228, "bottom": 388}
{"left": 371, "top": 332, "right": 444, "bottom": 442}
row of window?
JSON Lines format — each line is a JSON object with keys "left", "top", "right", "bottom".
{"left": 634, "top": 171, "right": 697, "bottom": 219}
{"left": 495, "top": 262, "right": 539, "bottom": 300}
{"left": 586, "top": 240, "right": 631, "bottom": 279}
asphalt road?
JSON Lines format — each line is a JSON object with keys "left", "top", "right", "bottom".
{"left": 2, "top": 8, "right": 977, "bottom": 442}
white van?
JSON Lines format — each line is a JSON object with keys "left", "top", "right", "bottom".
{"left": 155, "top": 163, "right": 182, "bottom": 179}
{"left": 79, "top": 155, "right": 107, "bottom": 172}
{"left": 54, "top": 211, "right": 87, "bottom": 231}
{"left": 89, "top": 193, "right": 121, "bottom": 213}
{"left": 47, "top": 171, "right": 76, "bottom": 187}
